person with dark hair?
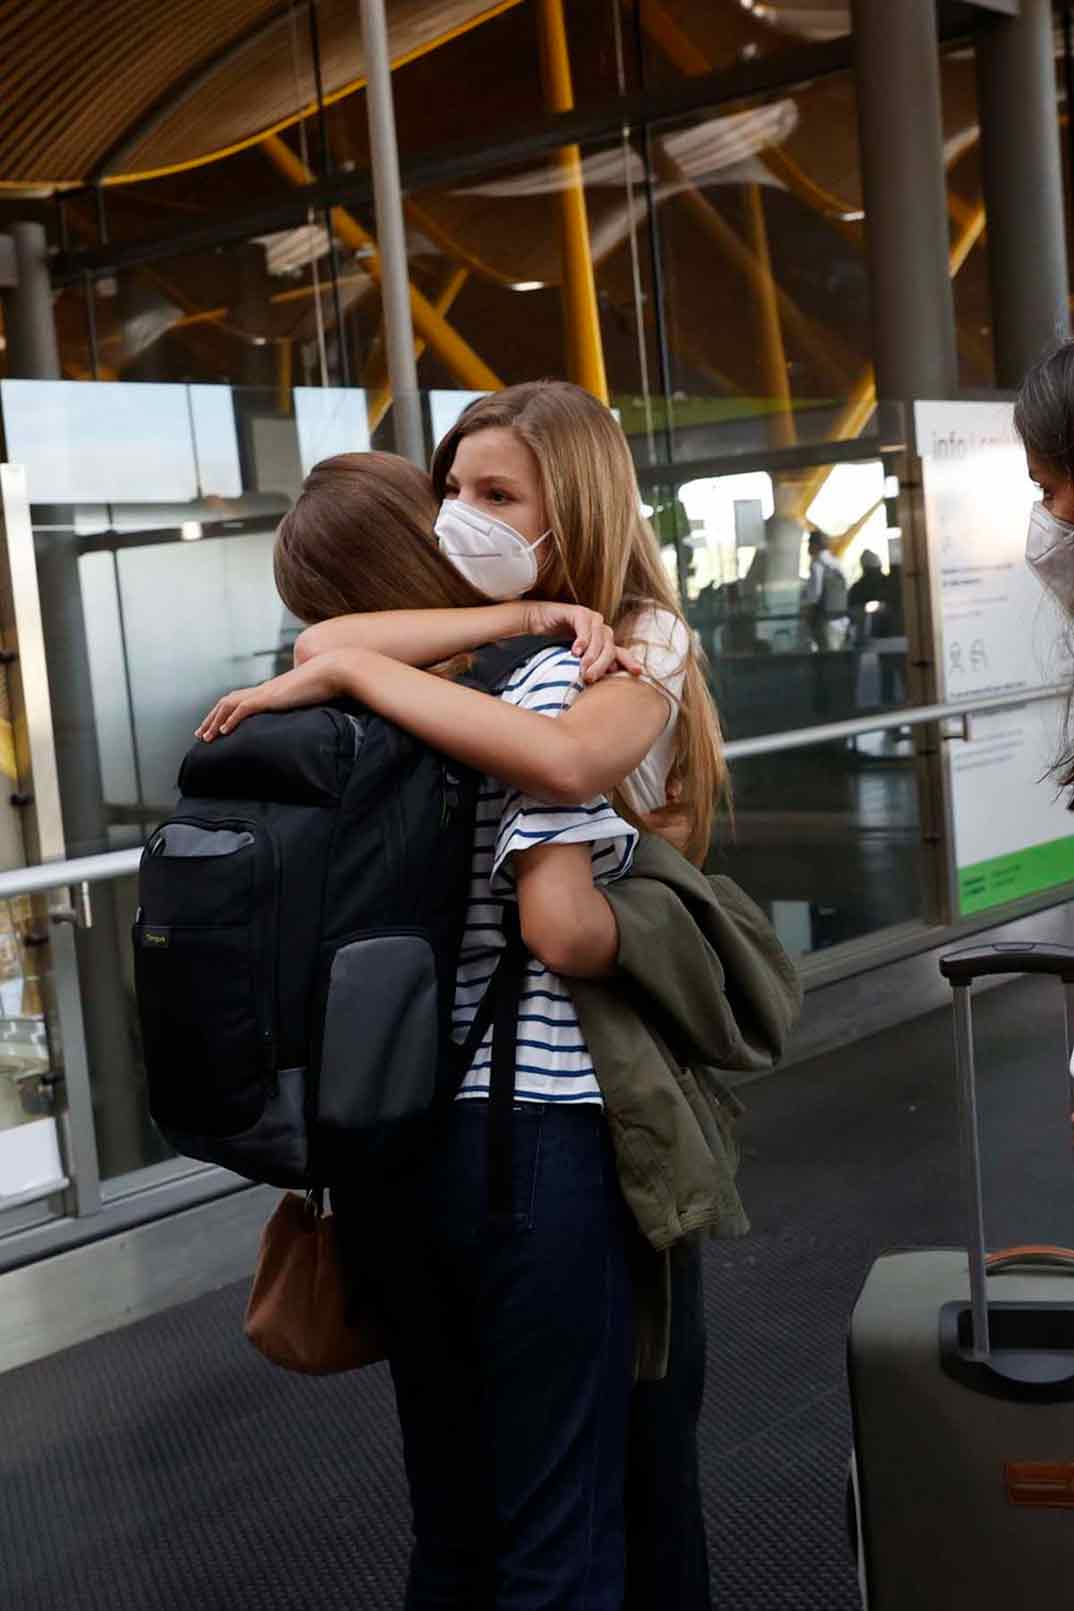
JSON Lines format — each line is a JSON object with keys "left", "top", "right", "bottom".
{"left": 1016, "top": 343, "right": 1074, "bottom": 790}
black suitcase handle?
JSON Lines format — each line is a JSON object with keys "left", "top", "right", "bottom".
{"left": 939, "top": 942, "right": 1074, "bottom": 984}
{"left": 937, "top": 942, "right": 1074, "bottom": 1397}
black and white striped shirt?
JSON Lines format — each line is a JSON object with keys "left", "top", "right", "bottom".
{"left": 453, "top": 645, "right": 637, "bottom": 1105}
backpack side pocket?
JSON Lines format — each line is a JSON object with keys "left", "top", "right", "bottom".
{"left": 314, "top": 929, "right": 438, "bottom": 1134}
{"left": 135, "top": 818, "right": 278, "bottom": 1138}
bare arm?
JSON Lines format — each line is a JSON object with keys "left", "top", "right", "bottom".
{"left": 197, "top": 647, "right": 669, "bottom": 805}
{"left": 295, "top": 605, "right": 526, "bottom": 667}
{"left": 514, "top": 843, "right": 619, "bottom": 978}
{"left": 295, "top": 601, "right": 643, "bottom": 683}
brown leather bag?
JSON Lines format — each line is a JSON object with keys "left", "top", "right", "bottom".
{"left": 243, "top": 1190, "right": 386, "bottom": 1374}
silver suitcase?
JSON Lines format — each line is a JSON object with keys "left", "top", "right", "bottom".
{"left": 848, "top": 942, "right": 1074, "bottom": 1609}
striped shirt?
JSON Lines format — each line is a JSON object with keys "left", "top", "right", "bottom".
{"left": 453, "top": 645, "right": 638, "bottom": 1106}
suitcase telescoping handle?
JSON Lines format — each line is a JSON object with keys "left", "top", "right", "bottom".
{"left": 938, "top": 944, "right": 1074, "bottom": 1395}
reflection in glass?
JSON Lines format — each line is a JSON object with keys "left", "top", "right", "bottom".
{"left": 0, "top": 895, "right": 68, "bottom": 1201}
{"left": 667, "top": 451, "right": 922, "bottom": 959}
{"left": 711, "top": 737, "right": 924, "bottom": 960}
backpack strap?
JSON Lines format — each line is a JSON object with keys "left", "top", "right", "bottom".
{"left": 486, "top": 904, "right": 526, "bottom": 1227}
{"left": 460, "top": 633, "right": 572, "bottom": 695}
{"left": 446, "top": 907, "right": 526, "bottom": 1226}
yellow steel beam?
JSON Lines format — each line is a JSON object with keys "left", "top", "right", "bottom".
{"left": 275, "top": 338, "right": 293, "bottom": 415}
{"left": 367, "top": 264, "right": 471, "bottom": 432}
{"left": 262, "top": 134, "right": 503, "bottom": 392}
{"left": 828, "top": 495, "right": 884, "bottom": 559}
{"left": 760, "top": 145, "right": 862, "bottom": 245}
{"left": 536, "top": 0, "right": 609, "bottom": 403}
{"left": 742, "top": 183, "right": 796, "bottom": 450}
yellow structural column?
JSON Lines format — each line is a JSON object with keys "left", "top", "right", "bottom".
{"left": 261, "top": 134, "right": 502, "bottom": 393}
{"left": 741, "top": 183, "right": 796, "bottom": 450}
{"left": 536, "top": 0, "right": 609, "bottom": 403}
{"left": 275, "top": 338, "right": 293, "bottom": 415}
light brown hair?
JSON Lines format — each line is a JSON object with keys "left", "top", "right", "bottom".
{"left": 432, "top": 381, "right": 728, "bottom": 860}
{"left": 274, "top": 451, "right": 485, "bottom": 623}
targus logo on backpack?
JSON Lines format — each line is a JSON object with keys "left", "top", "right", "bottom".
{"left": 141, "top": 927, "right": 170, "bottom": 948}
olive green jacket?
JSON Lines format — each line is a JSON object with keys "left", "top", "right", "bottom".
{"left": 571, "top": 835, "right": 802, "bottom": 1377}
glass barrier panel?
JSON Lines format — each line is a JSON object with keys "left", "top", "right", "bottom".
{"left": 0, "top": 893, "right": 67, "bottom": 1206}
{"left": 648, "top": 456, "right": 909, "bottom": 742}
{"left": 709, "top": 732, "right": 927, "bottom": 959}
{"left": 0, "top": 377, "right": 926, "bottom": 1182}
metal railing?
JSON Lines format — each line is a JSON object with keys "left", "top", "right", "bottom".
{"left": 722, "top": 682, "right": 1068, "bottom": 761}
{"left": 0, "top": 680, "right": 1066, "bottom": 903}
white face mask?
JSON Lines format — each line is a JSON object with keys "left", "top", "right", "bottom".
{"left": 435, "top": 499, "right": 551, "bottom": 601}
{"left": 1026, "top": 501, "right": 1074, "bottom": 614}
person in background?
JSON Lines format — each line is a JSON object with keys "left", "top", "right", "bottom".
{"left": 804, "top": 530, "right": 850, "bottom": 651}
{"left": 1018, "top": 343, "right": 1074, "bottom": 776}
{"left": 848, "top": 548, "right": 885, "bottom": 646}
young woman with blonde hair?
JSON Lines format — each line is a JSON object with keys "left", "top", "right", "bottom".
{"left": 199, "top": 382, "right": 727, "bottom": 1610}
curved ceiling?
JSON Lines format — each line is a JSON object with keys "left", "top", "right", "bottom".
{"left": 0, "top": 0, "right": 522, "bottom": 188}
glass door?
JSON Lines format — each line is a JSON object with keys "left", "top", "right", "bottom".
{"left": 0, "top": 464, "right": 99, "bottom": 1234}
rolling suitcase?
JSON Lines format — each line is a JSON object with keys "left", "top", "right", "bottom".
{"left": 848, "top": 942, "right": 1074, "bottom": 1609}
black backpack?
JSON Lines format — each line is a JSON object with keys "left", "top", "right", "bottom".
{"left": 132, "top": 637, "right": 560, "bottom": 1190}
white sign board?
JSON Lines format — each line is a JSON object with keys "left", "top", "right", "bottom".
{"left": 916, "top": 400, "right": 1074, "bottom": 915}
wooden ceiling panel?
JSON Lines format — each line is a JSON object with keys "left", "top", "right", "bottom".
{"left": 0, "top": 0, "right": 523, "bottom": 186}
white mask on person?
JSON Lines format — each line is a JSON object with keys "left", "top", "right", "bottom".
{"left": 435, "top": 499, "right": 551, "bottom": 600}
{"left": 1026, "top": 501, "right": 1074, "bottom": 614}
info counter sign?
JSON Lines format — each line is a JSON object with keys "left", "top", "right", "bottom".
{"left": 915, "top": 400, "right": 1074, "bottom": 917}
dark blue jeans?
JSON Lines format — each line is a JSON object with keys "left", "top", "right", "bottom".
{"left": 349, "top": 1102, "right": 636, "bottom": 1610}
{"left": 624, "top": 1239, "right": 710, "bottom": 1611}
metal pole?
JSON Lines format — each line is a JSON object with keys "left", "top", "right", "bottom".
{"left": 7, "top": 223, "right": 61, "bottom": 380}
{"left": 976, "top": 0, "right": 1070, "bottom": 385}
{"left": 952, "top": 985, "right": 991, "bottom": 1360}
{"left": 358, "top": 0, "right": 424, "bottom": 464}
{"left": 536, "top": 0, "right": 609, "bottom": 403}
{"left": 850, "top": 0, "right": 958, "bottom": 410}
{"left": 1065, "top": 6, "right": 1074, "bottom": 212}
{"left": 309, "top": 0, "right": 351, "bottom": 388}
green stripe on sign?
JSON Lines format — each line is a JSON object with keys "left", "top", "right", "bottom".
{"left": 959, "top": 835, "right": 1074, "bottom": 916}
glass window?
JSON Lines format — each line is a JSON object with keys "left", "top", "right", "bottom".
{"left": 712, "top": 732, "right": 926, "bottom": 959}
{"left": 650, "top": 451, "right": 922, "bottom": 959}
{"left": 404, "top": 125, "right": 659, "bottom": 404}
{"left": 0, "top": 381, "right": 311, "bottom": 1182}
{"left": 650, "top": 72, "right": 871, "bottom": 462}
{"left": 638, "top": 0, "right": 851, "bottom": 90}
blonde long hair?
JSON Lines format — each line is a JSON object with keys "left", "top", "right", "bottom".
{"left": 432, "top": 380, "right": 728, "bottom": 861}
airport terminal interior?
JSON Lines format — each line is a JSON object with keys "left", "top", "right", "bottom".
{"left": 3, "top": 0, "right": 1074, "bottom": 1604}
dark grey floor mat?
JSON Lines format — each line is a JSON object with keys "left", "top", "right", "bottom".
{"left": 3, "top": 975, "right": 1072, "bottom": 1609}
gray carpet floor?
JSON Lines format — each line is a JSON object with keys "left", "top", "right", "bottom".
{"left": 3, "top": 974, "right": 1072, "bottom": 1609}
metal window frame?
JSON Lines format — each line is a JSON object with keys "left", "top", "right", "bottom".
{"left": 51, "top": 4, "right": 985, "bottom": 288}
